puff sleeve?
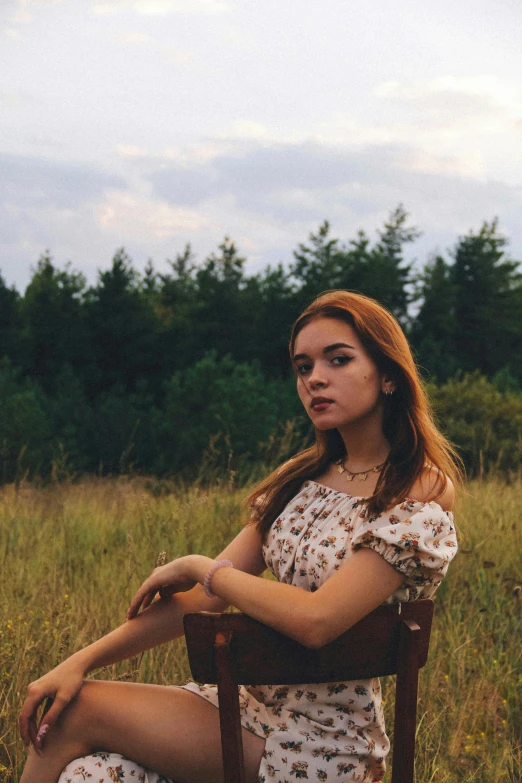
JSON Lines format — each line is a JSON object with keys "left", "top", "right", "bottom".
{"left": 351, "top": 499, "right": 458, "bottom": 600}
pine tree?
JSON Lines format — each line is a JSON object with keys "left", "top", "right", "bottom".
{"left": 411, "top": 256, "right": 459, "bottom": 380}
{"left": 85, "top": 249, "right": 161, "bottom": 396}
{"left": 194, "top": 237, "right": 248, "bottom": 360}
{"left": 451, "top": 220, "right": 522, "bottom": 378}
{"left": 290, "top": 206, "right": 419, "bottom": 323}
{"left": 20, "top": 254, "right": 88, "bottom": 388}
{"left": 0, "top": 272, "right": 20, "bottom": 363}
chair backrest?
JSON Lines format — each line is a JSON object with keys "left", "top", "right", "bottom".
{"left": 184, "top": 599, "right": 434, "bottom": 783}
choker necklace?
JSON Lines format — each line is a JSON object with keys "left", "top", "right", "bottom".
{"left": 336, "top": 458, "right": 385, "bottom": 482}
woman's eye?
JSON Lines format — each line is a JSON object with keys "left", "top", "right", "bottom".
{"left": 296, "top": 363, "right": 312, "bottom": 375}
{"left": 331, "top": 355, "right": 352, "bottom": 366}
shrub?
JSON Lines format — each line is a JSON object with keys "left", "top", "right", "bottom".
{"left": 0, "top": 359, "right": 50, "bottom": 482}
{"left": 429, "top": 372, "right": 522, "bottom": 475}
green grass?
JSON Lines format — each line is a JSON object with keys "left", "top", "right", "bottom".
{"left": 1, "top": 476, "right": 520, "bottom": 781}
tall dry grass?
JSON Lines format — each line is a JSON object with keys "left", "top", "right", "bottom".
{"left": 0, "top": 476, "right": 520, "bottom": 782}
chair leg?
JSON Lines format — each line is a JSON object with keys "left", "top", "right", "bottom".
{"left": 391, "top": 619, "right": 420, "bottom": 783}
{"left": 215, "top": 631, "right": 247, "bottom": 783}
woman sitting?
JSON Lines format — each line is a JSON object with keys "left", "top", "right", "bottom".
{"left": 19, "top": 290, "right": 459, "bottom": 783}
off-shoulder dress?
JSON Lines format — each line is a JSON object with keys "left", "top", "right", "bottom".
{"left": 182, "top": 480, "right": 458, "bottom": 782}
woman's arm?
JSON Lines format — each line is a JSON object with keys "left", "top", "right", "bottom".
{"left": 19, "top": 587, "right": 224, "bottom": 751}
{"left": 19, "top": 523, "right": 266, "bottom": 749}
{"left": 127, "top": 479, "right": 454, "bottom": 654}
{"left": 185, "top": 479, "right": 453, "bottom": 648}
{"left": 185, "top": 480, "right": 452, "bottom": 647}
{"left": 128, "top": 546, "right": 403, "bottom": 651}
{"left": 78, "top": 523, "right": 266, "bottom": 671}
{"left": 209, "top": 547, "right": 403, "bottom": 648}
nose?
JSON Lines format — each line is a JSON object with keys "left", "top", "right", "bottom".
{"left": 308, "top": 363, "right": 328, "bottom": 390}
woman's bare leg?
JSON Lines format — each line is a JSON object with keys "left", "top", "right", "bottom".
{"left": 20, "top": 680, "right": 265, "bottom": 783}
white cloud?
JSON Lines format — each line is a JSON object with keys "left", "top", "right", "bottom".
{"left": 140, "top": 138, "right": 522, "bottom": 261}
{"left": 96, "top": 190, "right": 218, "bottom": 240}
{"left": 114, "top": 31, "right": 151, "bottom": 44}
{"left": 11, "top": 0, "right": 66, "bottom": 12}
{"left": 228, "top": 119, "right": 273, "bottom": 141}
{"left": 10, "top": 8, "right": 33, "bottom": 23}
{"left": 161, "top": 142, "right": 233, "bottom": 164}
{"left": 3, "top": 27, "right": 22, "bottom": 39}
{"left": 396, "top": 149, "right": 485, "bottom": 178}
{"left": 302, "top": 75, "right": 522, "bottom": 182}
{"left": 160, "top": 44, "right": 192, "bottom": 63}
{"left": 0, "top": 91, "right": 23, "bottom": 106}
{"left": 111, "top": 29, "right": 192, "bottom": 62}
{"left": 214, "top": 119, "right": 320, "bottom": 150}
{"left": 115, "top": 144, "right": 150, "bottom": 158}
{"left": 92, "top": 0, "right": 231, "bottom": 16}
{"left": 3, "top": 0, "right": 66, "bottom": 39}
{"left": 374, "top": 75, "right": 519, "bottom": 105}
{"left": 373, "top": 75, "right": 522, "bottom": 131}
{"left": 17, "top": 0, "right": 66, "bottom": 5}
{"left": 113, "top": 141, "right": 235, "bottom": 165}
{"left": 213, "top": 77, "right": 522, "bottom": 163}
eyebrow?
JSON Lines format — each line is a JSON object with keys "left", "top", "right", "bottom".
{"left": 293, "top": 343, "right": 355, "bottom": 362}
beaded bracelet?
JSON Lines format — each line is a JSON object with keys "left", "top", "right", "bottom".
{"left": 203, "top": 559, "right": 234, "bottom": 598}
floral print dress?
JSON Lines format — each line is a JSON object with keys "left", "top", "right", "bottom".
{"left": 183, "top": 481, "right": 457, "bottom": 782}
{"left": 59, "top": 480, "right": 457, "bottom": 783}
{"left": 58, "top": 751, "right": 171, "bottom": 782}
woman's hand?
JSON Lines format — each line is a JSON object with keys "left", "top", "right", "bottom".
{"left": 18, "top": 659, "right": 86, "bottom": 753}
{"left": 126, "top": 554, "right": 212, "bottom": 620}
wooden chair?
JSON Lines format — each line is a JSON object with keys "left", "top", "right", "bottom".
{"left": 184, "top": 599, "right": 434, "bottom": 783}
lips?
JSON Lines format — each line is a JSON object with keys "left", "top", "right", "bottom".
{"left": 311, "top": 396, "right": 334, "bottom": 411}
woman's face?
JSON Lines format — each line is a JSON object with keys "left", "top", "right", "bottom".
{"left": 293, "top": 317, "right": 391, "bottom": 433}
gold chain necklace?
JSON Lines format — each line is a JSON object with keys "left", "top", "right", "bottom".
{"left": 336, "top": 458, "right": 385, "bottom": 482}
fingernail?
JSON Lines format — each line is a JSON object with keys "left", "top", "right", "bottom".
{"left": 36, "top": 723, "right": 49, "bottom": 744}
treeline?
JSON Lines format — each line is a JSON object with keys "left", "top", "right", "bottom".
{"left": 1, "top": 206, "right": 522, "bottom": 483}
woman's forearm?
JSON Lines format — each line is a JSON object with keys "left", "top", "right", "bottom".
{"left": 123, "top": 547, "right": 401, "bottom": 652}
{"left": 70, "top": 586, "right": 227, "bottom": 674}
{"left": 190, "top": 550, "right": 402, "bottom": 648}
{"left": 127, "top": 554, "right": 316, "bottom": 649}
{"left": 192, "top": 559, "right": 316, "bottom": 644}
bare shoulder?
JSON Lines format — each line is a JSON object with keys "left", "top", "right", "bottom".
{"left": 407, "top": 466, "right": 455, "bottom": 511}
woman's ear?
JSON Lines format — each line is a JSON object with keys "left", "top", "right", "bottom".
{"left": 381, "top": 377, "right": 396, "bottom": 395}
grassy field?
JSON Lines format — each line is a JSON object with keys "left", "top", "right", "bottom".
{"left": 0, "top": 475, "right": 520, "bottom": 782}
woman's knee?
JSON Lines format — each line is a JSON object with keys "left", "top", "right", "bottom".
{"left": 54, "top": 680, "right": 106, "bottom": 746}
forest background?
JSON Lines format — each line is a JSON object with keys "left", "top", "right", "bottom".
{"left": 1, "top": 205, "right": 522, "bottom": 485}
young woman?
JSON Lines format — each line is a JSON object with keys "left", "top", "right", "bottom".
{"left": 19, "top": 290, "right": 460, "bottom": 783}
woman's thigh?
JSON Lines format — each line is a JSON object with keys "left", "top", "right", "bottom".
{"left": 32, "top": 680, "right": 266, "bottom": 783}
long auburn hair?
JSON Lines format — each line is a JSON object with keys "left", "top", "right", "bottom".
{"left": 248, "top": 290, "right": 463, "bottom": 541}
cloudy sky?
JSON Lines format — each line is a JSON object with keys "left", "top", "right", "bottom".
{"left": 1, "top": 0, "right": 521, "bottom": 291}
